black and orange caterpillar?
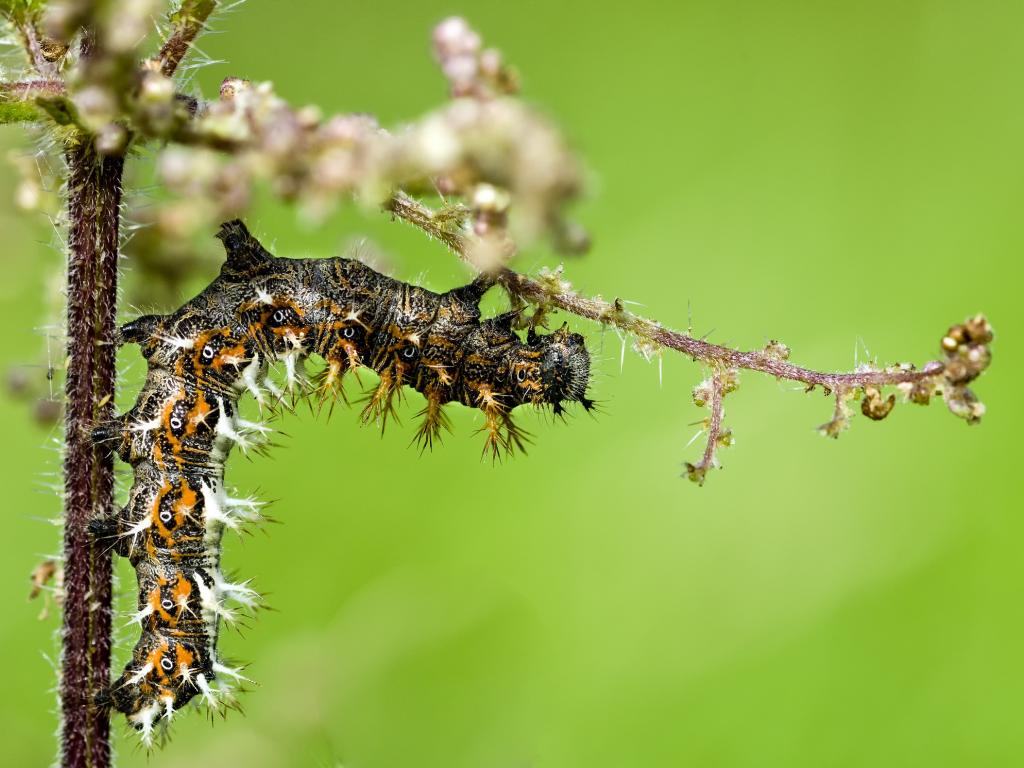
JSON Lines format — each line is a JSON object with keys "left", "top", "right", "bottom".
{"left": 90, "top": 220, "right": 592, "bottom": 741}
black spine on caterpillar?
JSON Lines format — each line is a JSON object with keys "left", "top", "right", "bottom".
{"left": 92, "top": 220, "right": 593, "bottom": 742}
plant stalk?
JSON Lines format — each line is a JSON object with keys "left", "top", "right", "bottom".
{"left": 60, "top": 140, "right": 99, "bottom": 768}
{"left": 87, "top": 154, "right": 123, "bottom": 768}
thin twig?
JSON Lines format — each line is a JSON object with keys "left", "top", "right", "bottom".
{"left": 19, "top": 20, "right": 56, "bottom": 77}
{"left": 0, "top": 79, "right": 65, "bottom": 96}
{"left": 685, "top": 371, "right": 726, "bottom": 485}
{"left": 702, "top": 377, "right": 725, "bottom": 469}
{"left": 508, "top": 273, "right": 943, "bottom": 387}
{"left": 157, "top": 0, "right": 218, "bottom": 77}
{"left": 384, "top": 192, "right": 469, "bottom": 256}
{"left": 386, "top": 191, "right": 945, "bottom": 390}
{"left": 0, "top": 79, "right": 65, "bottom": 123}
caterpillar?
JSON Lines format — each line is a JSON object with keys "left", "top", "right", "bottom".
{"left": 90, "top": 220, "right": 592, "bottom": 742}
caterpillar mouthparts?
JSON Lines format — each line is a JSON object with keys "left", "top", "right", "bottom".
{"left": 92, "top": 220, "right": 593, "bottom": 742}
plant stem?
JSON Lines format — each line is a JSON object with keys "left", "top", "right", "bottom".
{"left": 61, "top": 140, "right": 99, "bottom": 768}
{"left": 698, "top": 373, "right": 725, "bottom": 467}
{"left": 0, "top": 79, "right": 65, "bottom": 96}
{"left": 386, "top": 191, "right": 945, "bottom": 390}
{"left": 87, "top": 154, "right": 123, "bottom": 768}
{"left": 18, "top": 20, "right": 55, "bottom": 77}
{"left": 158, "top": 0, "right": 217, "bottom": 76}
{"left": 685, "top": 370, "right": 727, "bottom": 485}
{"left": 502, "top": 270, "right": 943, "bottom": 388}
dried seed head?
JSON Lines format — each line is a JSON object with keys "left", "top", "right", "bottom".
{"left": 945, "top": 387, "right": 985, "bottom": 424}
{"left": 692, "top": 378, "right": 712, "bottom": 408}
{"left": 934, "top": 315, "right": 994, "bottom": 425}
{"left": 900, "top": 377, "right": 936, "bottom": 406}
{"left": 818, "top": 389, "right": 854, "bottom": 438}
{"left": 39, "top": 37, "right": 69, "bottom": 62}
{"left": 219, "top": 77, "right": 251, "bottom": 102}
{"left": 683, "top": 462, "right": 707, "bottom": 485}
{"left": 861, "top": 385, "right": 895, "bottom": 421}
{"left": 763, "top": 339, "right": 790, "bottom": 361}
{"left": 941, "top": 314, "right": 993, "bottom": 386}
{"left": 721, "top": 369, "right": 740, "bottom": 394}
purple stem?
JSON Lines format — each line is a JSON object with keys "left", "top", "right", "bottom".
{"left": 60, "top": 140, "right": 99, "bottom": 768}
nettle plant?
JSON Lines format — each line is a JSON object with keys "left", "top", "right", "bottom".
{"left": 0, "top": 2, "right": 994, "bottom": 766}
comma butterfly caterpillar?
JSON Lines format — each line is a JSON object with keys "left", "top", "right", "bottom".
{"left": 90, "top": 221, "right": 593, "bottom": 742}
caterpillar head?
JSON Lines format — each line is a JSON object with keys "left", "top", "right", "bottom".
{"left": 521, "top": 324, "right": 593, "bottom": 414}
{"left": 105, "top": 636, "right": 210, "bottom": 742}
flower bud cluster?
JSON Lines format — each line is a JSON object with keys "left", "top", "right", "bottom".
{"left": 432, "top": 16, "right": 519, "bottom": 99}
{"left": 939, "top": 314, "right": 993, "bottom": 424}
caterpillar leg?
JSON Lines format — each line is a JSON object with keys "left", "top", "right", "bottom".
{"left": 87, "top": 515, "right": 132, "bottom": 559}
{"left": 119, "top": 314, "right": 164, "bottom": 345}
{"left": 91, "top": 414, "right": 131, "bottom": 459}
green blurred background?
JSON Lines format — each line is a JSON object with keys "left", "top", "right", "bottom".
{"left": 2, "top": 1, "right": 1022, "bottom": 765}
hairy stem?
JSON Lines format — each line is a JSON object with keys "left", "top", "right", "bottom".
{"left": 87, "top": 155, "right": 123, "bottom": 768}
{"left": 701, "top": 376, "right": 725, "bottom": 469}
{"left": 386, "top": 192, "right": 945, "bottom": 389}
{"left": 384, "top": 192, "right": 469, "bottom": 257}
{"left": 18, "top": 20, "right": 55, "bottom": 77}
{"left": 61, "top": 140, "right": 99, "bottom": 768}
{"left": 158, "top": 0, "right": 218, "bottom": 77}
{"left": 683, "top": 370, "right": 739, "bottom": 484}
{"left": 689, "top": 371, "right": 725, "bottom": 483}
{"left": 0, "top": 79, "right": 66, "bottom": 96}
{"left": 504, "top": 271, "right": 943, "bottom": 386}
{"left": 59, "top": 146, "right": 122, "bottom": 768}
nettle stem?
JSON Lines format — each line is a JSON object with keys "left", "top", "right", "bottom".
{"left": 89, "top": 154, "right": 123, "bottom": 768}
{"left": 61, "top": 140, "right": 99, "bottom": 768}
{"left": 61, "top": 142, "right": 122, "bottom": 768}
{"left": 387, "top": 191, "right": 946, "bottom": 388}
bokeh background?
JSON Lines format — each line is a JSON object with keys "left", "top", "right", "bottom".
{"left": 2, "top": 1, "right": 1022, "bottom": 766}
